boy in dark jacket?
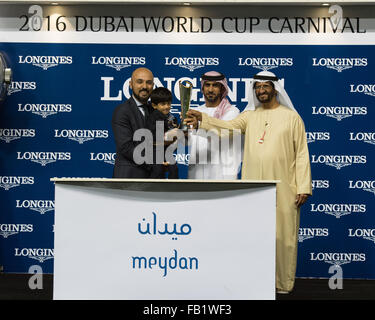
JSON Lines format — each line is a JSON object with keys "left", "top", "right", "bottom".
{"left": 146, "top": 87, "right": 179, "bottom": 179}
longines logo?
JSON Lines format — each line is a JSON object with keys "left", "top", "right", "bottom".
{"left": 0, "top": 129, "right": 35, "bottom": 143}
{"left": 17, "top": 152, "right": 71, "bottom": 166}
{"left": 312, "top": 180, "right": 330, "bottom": 190}
{"left": 349, "top": 132, "right": 375, "bottom": 145}
{"left": 164, "top": 57, "right": 219, "bottom": 72}
{"left": 18, "top": 55, "right": 73, "bottom": 70}
{"left": 348, "top": 228, "right": 375, "bottom": 244}
{"left": 0, "top": 176, "right": 34, "bottom": 191}
{"left": 18, "top": 103, "right": 72, "bottom": 118}
{"left": 298, "top": 228, "right": 329, "bottom": 242}
{"left": 310, "top": 252, "right": 366, "bottom": 266}
{"left": 311, "top": 106, "right": 367, "bottom": 121}
{"left": 92, "top": 56, "right": 146, "bottom": 71}
{"left": 89, "top": 152, "right": 116, "bottom": 165}
{"left": 14, "top": 248, "right": 54, "bottom": 263}
{"left": 174, "top": 153, "right": 190, "bottom": 166}
{"left": 306, "top": 132, "right": 330, "bottom": 143}
{"left": 16, "top": 199, "right": 55, "bottom": 214}
{"left": 7, "top": 81, "right": 37, "bottom": 95}
{"left": 54, "top": 129, "right": 109, "bottom": 144}
{"left": 101, "top": 75, "right": 250, "bottom": 103}
{"left": 310, "top": 203, "right": 366, "bottom": 218}
{"left": 312, "top": 57, "right": 367, "bottom": 72}
{"left": 311, "top": 155, "right": 366, "bottom": 169}
{"left": 0, "top": 224, "right": 33, "bottom": 238}
{"left": 350, "top": 84, "right": 375, "bottom": 97}
{"left": 238, "top": 57, "right": 293, "bottom": 71}
{"left": 349, "top": 180, "right": 375, "bottom": 195}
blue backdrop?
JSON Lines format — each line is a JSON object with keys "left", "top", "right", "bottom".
{"left": 0, "top": 42, "right": 374, "bottom": 278}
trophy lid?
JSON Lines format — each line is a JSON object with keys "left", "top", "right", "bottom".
{"left": 179, "top": 80, "right": 193, "bottom": 89}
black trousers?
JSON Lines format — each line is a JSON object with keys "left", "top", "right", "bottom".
{"left": 149, "top": 163, "right": 179, "bottom": 179}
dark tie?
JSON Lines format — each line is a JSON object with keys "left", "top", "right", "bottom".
{"left": 139, "top": 104, "right": 149, "bottom": 122}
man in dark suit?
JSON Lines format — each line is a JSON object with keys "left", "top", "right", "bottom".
{"left": 112, "top": 67, "right": 154, "bottom": 178}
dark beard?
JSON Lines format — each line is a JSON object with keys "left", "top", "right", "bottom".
{"left": 256, "top": 90, "right": 276, "bottom": 103}
{"left": 133, "top": 90, "right": 149, "bottom": 103}
{"left": 204, "top": 93, "right": 220, "bottom": 104}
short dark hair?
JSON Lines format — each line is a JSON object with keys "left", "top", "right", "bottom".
{"left": 151, "top": 87, "right": 172, "bottom": 105}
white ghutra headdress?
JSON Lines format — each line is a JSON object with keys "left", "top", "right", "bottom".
{"left": 244, "top": 70, "right": 297, "bottom": 113}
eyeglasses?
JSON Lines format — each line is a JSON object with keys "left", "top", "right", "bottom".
{"left": 254, "top": 84, "right": 273, "bottom": 91}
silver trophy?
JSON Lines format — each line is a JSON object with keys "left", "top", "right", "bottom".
{"left": 179, "top": 80, "right": 193, "bottom": 132}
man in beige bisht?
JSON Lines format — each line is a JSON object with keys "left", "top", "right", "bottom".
{"left": 185, "top": 70, "right": 312, "bottom": 294}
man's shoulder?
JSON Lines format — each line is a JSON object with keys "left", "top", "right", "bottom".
{"left": 279, "top": 105, "right": 299, "bottom": 116}
{"left": 113, "top": 98, "right": 136, "bottom": 112}
{"left": 191, "top": 105, "right": 206, "bottom": 111}
{"left": 278, "top": 105, "right": 305, "bottom": 125}
{"left": 227, "top": 104, "right": 240, "bottom": 113}
{"left": 193, "top": 104, "right": 238, "bottom": 112}
{"left": 112, "top": 99, "right": 138, "bottom": 123}
{"left": 118, "top": 97, "right": 136, "bottom": 107}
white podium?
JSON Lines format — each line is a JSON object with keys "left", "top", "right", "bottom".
{"left": 51, "top": 178, "right": 277, "bottom": 300}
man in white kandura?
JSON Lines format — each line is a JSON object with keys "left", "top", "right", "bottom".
{"left": 186, "top": 70, "right": 312, "bottom": 294}
{"left": 188, "top": 71, "right": 242, "bottom": 180}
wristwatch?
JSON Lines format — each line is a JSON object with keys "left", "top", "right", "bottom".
{"left": 0, "top": 52, "right": 12, "bottom": 103}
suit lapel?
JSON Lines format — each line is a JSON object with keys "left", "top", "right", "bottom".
{"left": 129, "top": 97, "right": 145, "bottom": 128}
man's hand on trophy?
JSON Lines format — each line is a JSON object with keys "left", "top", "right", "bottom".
{"left": 184, "top": 110, "right": 202, "bottom": 129}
